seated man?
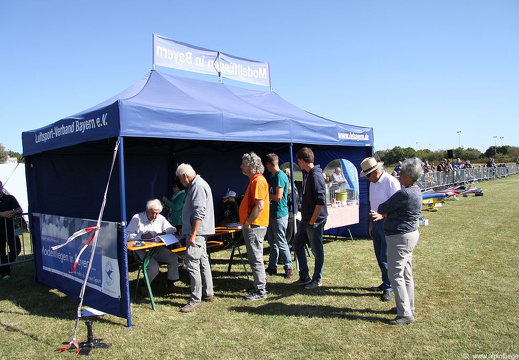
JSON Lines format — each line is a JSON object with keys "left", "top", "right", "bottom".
{"left": 126, "top": 199, "right": 180, "bottom": 294}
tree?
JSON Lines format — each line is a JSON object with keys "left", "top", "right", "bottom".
{"left": 8, "top": 150, "right": 24, "bottom": 163}
{"left": 0, "top": 143, "right": 6, "bottom": 163}
{"left": 379, "top": 146, "right": 417, "bottom": 165}
{"left": 461, "top": 148, "right": 483, "bottom": 162}
{"left": 416, "top": 149, "right": 435, "bottom": 163}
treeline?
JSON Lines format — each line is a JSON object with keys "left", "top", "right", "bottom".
{"left": 377, "top": 146, "right": 519, "bottom": 166}
{"left": 0, "top": 143, "right": 24, "bottom": 163}
{"left": 3, "top": 141, "right": 519, "bottom": 167}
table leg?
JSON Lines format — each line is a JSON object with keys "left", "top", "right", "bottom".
{"left": 134, "top": 248, "right": 157, "bottom": 310}
{"left": 227, "top": 245, "right": 236, "bottom": 276}
{"left": 235, "top": 245, "right": 249, "bottom": 280}
{"left": 225, "top": 235, "right": 249, "bottom": 280}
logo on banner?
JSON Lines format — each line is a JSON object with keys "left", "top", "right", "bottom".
{"left": 104, "top": 260, "right": 115, "bottom": 286}
{"left": 153, "top": 34, "right": 271, "bottom": 88}
{"left": 338, "top": 132, "right": 370, "bottom": 141}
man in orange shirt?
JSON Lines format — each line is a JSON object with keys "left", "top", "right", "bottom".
{"left": 239, "top": 151, "right": 270, "bottom": 300}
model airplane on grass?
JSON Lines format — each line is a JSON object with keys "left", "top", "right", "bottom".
{"left": 422, "top": 185, "right": 483, "bottom": 211}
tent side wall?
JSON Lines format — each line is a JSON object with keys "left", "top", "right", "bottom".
{"left": 25, "top": 137, "right": 372, "bottom": 238}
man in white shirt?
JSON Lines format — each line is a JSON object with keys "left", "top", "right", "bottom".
{"left": 126, "top": 199, "right": 179, "bottom": 294}
{"left": 360, "top": 157, "right": 401, "bottom": 302}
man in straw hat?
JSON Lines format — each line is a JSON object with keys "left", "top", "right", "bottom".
{"left": 360, "top": 157, "right": 401, "bottom": 302}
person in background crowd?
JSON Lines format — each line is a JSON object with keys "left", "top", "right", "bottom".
{"left": 162, "top": 179, "right": 186, "bottom": 233}
{"left": 436, "top": 160, "right": 445, "bottom": 172}
{"left": 283, "top": 168, "right": 299, "bottom": 247}
{"left": 444, "top": 160, "right": 453, "bottom": 172}
{"left": 126, "top": 199, "right": 180, "bottom": 295}
{"left": 360, "top": 157, "right": 400, "bottom": 302}
{"left": 239, "top": 152, "right": 270, "bottom": 300}
{"left": 220, "top": 190, "right": 239, "bottom": 225}
{"left": 292, "top": 147, "right": 328, "bottom": 290}
{"left": 264, "top": 153, "right": 293, "bottom": 279}
{"left": 370, "top": 158, "right": 424, "bottom": 325}
{"left": 330, "top": 166, "right": 346, "bottom": 200}
{"left": 394, "top": 161, "right": 402, "bottom": 176}
{"left": 176, "top": 163, "right": 215, "bottom": 313}
{"left": 0, "top": 181, "right": 23, "bottom": 280}
{"left": 487, "top": 158, "right": 496, "bottom": 168}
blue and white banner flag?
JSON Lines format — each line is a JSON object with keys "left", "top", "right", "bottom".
{"left": 40, "top": 214, "right": 121, "bottom": 298}
{"left": 153, "top": 34, "right": 271, "bottom": 87}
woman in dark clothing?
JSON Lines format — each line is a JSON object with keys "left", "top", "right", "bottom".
{"left": 370, "top": 158, "right": 423, "bottom": 325}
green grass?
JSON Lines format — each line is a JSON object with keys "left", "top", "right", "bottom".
{"left": 1, "top": 177, "right": 519, "bottom": 359}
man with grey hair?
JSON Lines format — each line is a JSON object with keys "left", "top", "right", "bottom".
{"left": 176, "top": 163, "right": 215, "bottom": 313}
{"left": 239, "top": 152, "right": 270, "bottom": 300}
{"left": 126, "top": 199, "right": 179, "bottom": 294}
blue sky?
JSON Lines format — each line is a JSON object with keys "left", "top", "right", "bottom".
{"left": 1, "top": 1, "right": 517, "bottom": 154}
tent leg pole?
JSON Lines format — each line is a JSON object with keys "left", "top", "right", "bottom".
{"left": 118, "top": 137, "right": 132, "bottom": 328}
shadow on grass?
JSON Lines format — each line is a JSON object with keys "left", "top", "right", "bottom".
{"left": 1, "top": 262, "right": 123, "bottom": 327}
{"left": 229, "top": 302, "right": 389, "bottom": 323}
{"left": 0, "top": 320, "right": 55, "bottom": 347}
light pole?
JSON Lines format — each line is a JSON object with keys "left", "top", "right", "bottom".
{"left": 493, "top": 136, "right": 497, "bottom": 155}
{"left": 500, "top": 136, "right": 504, "bottom": 146}
{"left": 457, "top": 131, "right": 461, "bottom": 148}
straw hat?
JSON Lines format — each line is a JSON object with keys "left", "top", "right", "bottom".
{"left": 359, "top": 157, "right": 384, "bottom": 177}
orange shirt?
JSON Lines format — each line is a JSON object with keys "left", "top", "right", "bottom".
{"left": 239, "top": 174, "right": 270, "bottom": 227}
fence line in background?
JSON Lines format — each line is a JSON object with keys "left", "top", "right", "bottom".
{"left": 418, "top": 165, "right": 518, "bottom": 190}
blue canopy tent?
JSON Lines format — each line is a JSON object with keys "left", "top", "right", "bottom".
{"left": 22, "top": 70, "right": 374, "bottom": 325}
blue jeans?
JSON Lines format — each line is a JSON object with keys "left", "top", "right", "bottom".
{"left": 293, "top": 220, "right": 325, "bottom": 283}
{"left": 371, "top": 221, "right": 392, "bottom": 291}
{"left": 267, "top": 215, "right": 292, "bottom": 270}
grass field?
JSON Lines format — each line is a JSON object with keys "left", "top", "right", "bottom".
{"left": 1, "top": 177, "right": 518, "bottom": 359}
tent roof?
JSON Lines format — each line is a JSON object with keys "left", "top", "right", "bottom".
{"left": 22, "top": 71, "right": 373, "bottom": 156}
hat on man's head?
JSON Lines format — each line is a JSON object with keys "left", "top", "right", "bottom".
{"left": 359, "top": 157, "right": 384, "bottom": 177}
{"left": 223, "top": 190, "right": 237, "bottom": 199}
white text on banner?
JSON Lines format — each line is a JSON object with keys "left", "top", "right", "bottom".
{"left": 153, "top": 34, "right": 270, "bottom": 87}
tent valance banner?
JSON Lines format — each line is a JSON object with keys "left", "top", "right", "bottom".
{"left": 153, "top": 34, "right": 271, "bottom": 87}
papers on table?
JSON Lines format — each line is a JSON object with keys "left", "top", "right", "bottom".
{"left": 152, "top": 233, "right": 180, "bottom": 246}
{"left": 130, "top": 234, "right": 180, "bottom": 248}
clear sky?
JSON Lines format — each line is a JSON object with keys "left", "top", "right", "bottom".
{"left": 1, "top": 1, "right": 517, "bottom": 154}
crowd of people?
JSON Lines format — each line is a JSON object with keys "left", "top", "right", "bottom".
{"left": 1, "top": 146, "right": 426, "bottom": 325}
{"left": 396, "top": 157, "right": 511, "bottom": 176}
{"left": 123, "top": 147, "right": 425, "bottom": 326}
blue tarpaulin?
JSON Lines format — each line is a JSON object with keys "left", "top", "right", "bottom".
{"left": 22, "top": 71, "right": 375, "bottom": 325}
{"left": 23, "top": 71, "right": 372, "bottom": 156}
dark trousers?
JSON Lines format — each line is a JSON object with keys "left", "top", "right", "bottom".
{"left": 1, "top": 221, "right": 21, "bottom": 276}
